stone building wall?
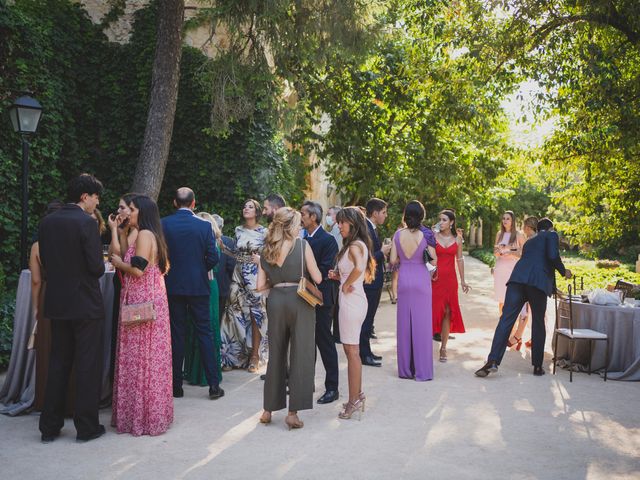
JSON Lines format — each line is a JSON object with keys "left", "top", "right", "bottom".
{"left": 77, "top": 0, "right": 334, "bottom": 208}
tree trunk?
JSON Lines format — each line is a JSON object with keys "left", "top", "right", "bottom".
{"left": 131, "top": 0, "right": 185, "bottom": 200}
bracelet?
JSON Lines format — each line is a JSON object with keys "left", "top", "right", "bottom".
{"left": 456, "top": 257, "right": 464, "bottom": 263}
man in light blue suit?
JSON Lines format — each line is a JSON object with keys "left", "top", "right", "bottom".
{"left": 476, "top": 218, "right": 572, "bottom": 377}
{"left": 162, "top": 187, "right": 223, "bottom": 399}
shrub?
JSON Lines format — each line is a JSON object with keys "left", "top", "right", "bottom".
{"left": 469, "top": 248, "right": 496, "bottom": 268}
{"left": 595, "top": 259, "right": 621, "bottom": 269}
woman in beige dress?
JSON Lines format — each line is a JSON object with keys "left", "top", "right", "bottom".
{"left": 328, "top": 207, "right": 376, "bottom": 420}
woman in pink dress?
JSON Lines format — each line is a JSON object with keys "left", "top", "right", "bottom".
{"left": 110, "top": 195, "right": 173, "bottom": 436}
{"left": 492, "top": 211, "right": 526, "bottom": 349}
{"left": 432, "top": 209, "right": 470, "bottom": 363}
{"left": 328, "top": 207, "right": 376, "bottom": 420}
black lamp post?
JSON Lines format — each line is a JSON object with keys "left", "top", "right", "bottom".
{"left": 9, "top": 95, "right": 43, "bottom": 271}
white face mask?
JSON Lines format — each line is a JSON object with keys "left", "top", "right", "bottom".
{"left": 326, "top": 215, "right": 334, "bottom": 227}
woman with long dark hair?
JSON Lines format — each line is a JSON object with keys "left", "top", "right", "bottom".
{"left": 432, "top": 209, "right": 469, "bottom": 363}
{"left": 328, "top": 207, "right": 376, "bottom": 420}
{"left": 390, "top": 201, "right": 437, "bottom": 381}
{"left": 110, "top": 195, "right": 173, "bottom": 436}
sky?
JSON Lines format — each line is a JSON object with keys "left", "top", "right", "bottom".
{"left": 502, "top": 79, "right": 556, "bottom": 148}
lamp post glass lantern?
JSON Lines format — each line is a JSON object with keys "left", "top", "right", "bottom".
{"left": 9, "top": 95, "right": 43, "bottom": 271}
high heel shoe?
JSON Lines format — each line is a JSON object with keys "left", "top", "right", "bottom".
{"left": 507, "top": 336, "right": 522, "bottom": 350}
{"left": 259, "top": 411, "right": 272, "bottom": 425}
{"left": 342, "top": 392, "right": 365, "bottom": 410}
{"left": 285, "top": 413, "right": 304, "bottom": 430}
{"left": 247, "top": 356, "right": 259, "bottom": 373}
{"left": 439, "top": 348, "right": 447, "bottom": 363}
{"left": 525, "top": 340, "right": 532, "bottom": 348}
{"left": 338, "top": 399, "right": 364, "bottom": 421}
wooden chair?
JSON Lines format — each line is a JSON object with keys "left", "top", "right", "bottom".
{"left": 553, "top": 284, "right": 609, "bottom": 382}
{"left": 614, "top": 279, "right": 635, "bottom": 301}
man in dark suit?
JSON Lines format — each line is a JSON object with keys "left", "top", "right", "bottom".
{"left": 360, "top": 198, "right": 392, "bottom": 367}
{"left": 476, "top": 218, "right": 572, "bottom": 377}
{"left": 301, "top": 201, "right": 340, "bottom": 404}
{"left": 38, "top": 174, "right": 106, "bottom": 443}
{"left": 162, "top": 187, "right": 224, "bottom": 399}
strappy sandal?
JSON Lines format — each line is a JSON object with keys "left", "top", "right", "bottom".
{"left": 439, "top": 348, "right": 447, "bottom": 363}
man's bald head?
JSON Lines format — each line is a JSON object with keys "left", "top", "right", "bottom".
{"left": 174, "top": 187, "right": 195, "bottom": 209}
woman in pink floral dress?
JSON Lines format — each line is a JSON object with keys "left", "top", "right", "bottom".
{"left": 110, "top": 195, "right": 173, "bottom": 436}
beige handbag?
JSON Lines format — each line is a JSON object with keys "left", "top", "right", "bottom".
{"left": 121, "top": 275, "right": 156, "bottom": 326}
{"left": 297, "top": 239, "right": 323, "bottom": 307}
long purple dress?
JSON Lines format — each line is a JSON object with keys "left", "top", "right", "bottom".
{"left": 394, "top": 231, "right": 434, "bottom": 381}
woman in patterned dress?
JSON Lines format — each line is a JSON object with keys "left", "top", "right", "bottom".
{"left": 220, "top": 199, "right": 268, "bottom": 372}
{"left": 110, "top": 195, "right": 173, "bottom": 436}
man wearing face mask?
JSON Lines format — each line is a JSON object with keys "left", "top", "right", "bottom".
{"left": 326, "top": 206, "right": 343, "bottom": 249}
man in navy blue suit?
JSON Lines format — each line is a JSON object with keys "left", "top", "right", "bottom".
{"left": 301, "top": 201, "right": 340, "bottom": 404}
{"left": 476, "top": 218, "right": 572, "bottom": 377}
{"left": 360, "top": 198, "right": 392, "bottom": 367}
{"left": 162, "top": 188, "right": 224, "bottom": 399}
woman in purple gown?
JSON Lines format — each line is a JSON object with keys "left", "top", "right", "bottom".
{"left": 390, "top": 201, "right": 437, "bottom": 381}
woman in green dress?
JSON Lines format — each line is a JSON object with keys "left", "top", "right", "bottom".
{"left": 183, "top": 213, "right": 223, "bottom": 385}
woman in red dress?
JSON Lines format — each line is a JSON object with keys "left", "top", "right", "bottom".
{"left": 432, "top": 209, "right": 470, "bottom": 363}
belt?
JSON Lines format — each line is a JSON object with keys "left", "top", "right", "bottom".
{"left": 272, "top": 282, "right": 298, "bottom": 288}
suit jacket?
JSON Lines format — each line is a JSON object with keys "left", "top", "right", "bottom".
{"left": 508, "top": 230, "right": 567, "bottom": 297}
{"left": 215, "top": 235, "right": 236, "bottom": 298}
{"left": 306, "top": 226, "right": 339, "bottom": 307}
{"left": 38, "top": 204, "right": 105, "bottom": 320}
{"left": 365, "top": 219, "right": 384, "bottom": 291}
{"left": 162, "top": 209, "right": 219, "bottom": 296}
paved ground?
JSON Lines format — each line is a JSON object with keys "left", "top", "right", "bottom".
{"left": 1, "top": 256, "right": 638, "bottom": 480}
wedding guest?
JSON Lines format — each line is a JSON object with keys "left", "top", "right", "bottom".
{"left": 183, "top": 212, "right": 223, "bottom": 385}
{"left": 390, "top": 201, "right": 437, "bottom": 381}
{"left": 476, "top": 218, "right": 571, "bottom": 377}
{"left": 107, "top": 193, "right": 139, "bottom": 381}
{"left": 220, "top": 199, "right": 268, "bottom": 373}
{"left": 301, "top": 201, "right": 340, "bottom": 404}
{"left": 31, "top": 201, "right": 66, "bottom": 412}
{"left": 257, "top": 208, "right": 322, "bottom": 429}
{"left": 162, "top": 187, "right": 223, "bottom": 399}
{"left": 38, "top": 174, "right": 106, "bottom": 443}
{"left": 111, "top": 195, "right": 173, "bottom": 435}
{"left": 328, "top": 207, "right": 376, "bottom": 420}
{"left": 360, "top": 198, "right": 391, "bottom": 367}
{"left": 492, "top": 211, "right": 526, "bottom": 350}
{"left": 262, "top": 193, "right": 286, "bottom": 223}
{"left": 212, "top": 214, "right": 236, "bottom": 322}
{"left": 509, "top": 216, "right": 539, "bottom": 349}
{"left": 326, "top": 206, "right": 343, "bottom": 249}
{"left": 432, "top": 209, "right": 470, "bottom": 363}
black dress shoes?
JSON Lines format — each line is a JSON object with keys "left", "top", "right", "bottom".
{"left": 361, "top": 355, "right": 382, "bottom": 367}
{"left": 317, "top": 390, "right": 339, "bottom": 404}
{"left": 475, "top": 360, "right": 499, "bottom": 377}
{"left": 433, "top": 333, "right": 442, "bottom": 342}
{"left": 371, "top": 353, "right": 382, "bottom": 361}
{"left": 260, "top": 374, "right": 266, "bottom": 380}
{"left": 76, "top": 425, "right": 106, "bottom": 443}
{"left": 173, "top": 386, "right": 184, "bottom": 398}
{"left": 533, "top": 366, "right": 545, "bottom": 376}
{"left": 209, "top": 385, "right": 225, "bottom": 399}
{"left": 41, "top": 431, "right": 60, "bottom": 443}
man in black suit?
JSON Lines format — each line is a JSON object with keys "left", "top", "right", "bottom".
{"left": 38, "top": 174, "right": 106, "bottom": 443}
{"left": 360, "top": 198, "right": 392, "bottom": 367}
{"left": 476, "top": 218, "right": 572, "bottom": 377}
{"left": 301, "top": 201, "right": 340, "bottom": 403}
{"left": 162, "top": 187, "right": 224, "bottom": 400}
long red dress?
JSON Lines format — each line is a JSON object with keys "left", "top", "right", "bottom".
{"left": 112, "top": 244, "right": 173, "bottom": 436}
{"left": 432, "top": 241, "right": 466, "bottom": 334}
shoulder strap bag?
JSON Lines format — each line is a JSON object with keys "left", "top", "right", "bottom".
{"left": 297, "top": 239, "right": 323, "bottom": 307}
{"left": 121, "top": 270, "right": 156, "bottom": 326}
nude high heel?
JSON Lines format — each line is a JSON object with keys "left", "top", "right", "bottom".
{"left": 285, "top": 413, "right": 303, "bottom": 430}
{"left": 339, "top": 398, "right": 364, "bottom": 421}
